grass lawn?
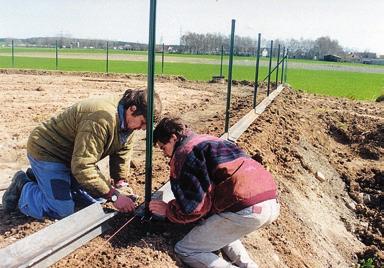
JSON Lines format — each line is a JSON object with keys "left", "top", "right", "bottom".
{"left": 0, "top": 55, "right": 382, "bottom": 100}
{"left": 288, "top": 69, "right": 384, "bottom": 100}
{"left": 2, "top": 47, "right": 384, "bottom": 70}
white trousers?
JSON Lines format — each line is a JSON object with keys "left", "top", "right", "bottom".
{"left": 174, "top": 199, "right": 280, "bottom": 268}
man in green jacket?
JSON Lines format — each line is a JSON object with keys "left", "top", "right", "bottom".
{"left": 2, "top": 89, "right": 162, "bottom": 220}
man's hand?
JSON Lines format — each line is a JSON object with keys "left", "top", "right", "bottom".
{"left": 111, "top": 178, "right": 129, "bottom": 189}
{"left": 113, "top": 194, "right": 135, "bottom": 213}
{"left": 149, "top": 200, "right": 168, "bottom": 218}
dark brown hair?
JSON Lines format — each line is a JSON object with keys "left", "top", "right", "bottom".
{"left": 119, "top": 89, "right": 162, "bottom": 122}
{"left": 153, "top": 117, "right": 186, "bottom": 144}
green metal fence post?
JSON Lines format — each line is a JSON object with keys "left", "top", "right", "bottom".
{"left": 220, "top": 45, "right": 224, "bottom": 77}
{"left": 284, "top": 49, "right": 289, "bottom": 82}
{"left": 275, "top": 44, "right": 281, "bottom": 88}
{"left": 253, "top": 33, "right": 261, "bottom": 108}
{"left": 267, "top": 40, "right": 273, "bottom": 96}
{"left": 145, "top": 0, "right": 157, "bottom": 219}
{"left": 161, "top": 43, "right": 164, "bottom": 75}
{"left": 11, "top": 40, "right": 15, "bottom": 68}
{"left": 106, "top": 41, "right": 109, "bottom": 73}
{"left": 224, "top": 19, "right": 236, "bottom": 135}
{"left": 55, "top": 40, "right": 58, "bottom": 70}
{"left": 280, "top": 47, "right": 285, "bottom": 83}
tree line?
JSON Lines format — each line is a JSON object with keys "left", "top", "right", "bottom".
{"left": 1, "top": 34, "right": 377, "bottom": 60}
{"left": 179, "top": 32, "right": 377, "bottom": 60}
{"left": 0, "top": 37, "right": 147, "bottom": 51}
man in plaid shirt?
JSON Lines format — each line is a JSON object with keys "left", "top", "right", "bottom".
{"left": 150, "top": 117, "right": 280, "bottom": 268}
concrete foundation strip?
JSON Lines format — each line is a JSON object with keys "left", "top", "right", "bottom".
{"left": 221, "top": 84, "right": 284, "bottom": 141}
{"left": 0, "top": 203, "right": 117, "bottom": 268}
{"left": 0, "top": 84, "right": 285, "bottom": 267}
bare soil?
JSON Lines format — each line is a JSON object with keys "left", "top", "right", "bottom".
{"left": 0, "top": 69, "right": 382, "bottom": 267}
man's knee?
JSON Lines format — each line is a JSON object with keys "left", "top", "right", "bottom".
{"left": 47, "top": 178, "right": 74, "bottom": 218}
{"left": 174, "top": 241, "right": 189, "bottom": 257}
{"left": 46, "top": 199, "right": 75, "bottom": 219}
{"left": 57, "top": 202, "right": 75, "bottom": 218}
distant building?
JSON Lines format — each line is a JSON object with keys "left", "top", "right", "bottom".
{"left": 355, "top": 52, "right": 377, "bottom": 59}
{"left": 261, "top": 48, "right": 268, "bottom": 57}
{"left": 323, "top": 54, "right": 341, "bottom": 62}
{"left": 362, "top": 59, "right": 384, "bottom": 65}
{"left": 122, "top": 44, "right": 131, "bottom": 50}
{"left": 167, "top": 46, "right": 178, "bottom": 53}
{"left": 344, "top": 52, "right": 362, "bottom": 63}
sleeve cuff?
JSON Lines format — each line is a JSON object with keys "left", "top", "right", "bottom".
{"left": 103, "top": 188, "right": 119, "bottom": 200}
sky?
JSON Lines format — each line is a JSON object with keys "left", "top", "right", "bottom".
{"left": 0, "top": 0, "right": 383, "bottom": 55}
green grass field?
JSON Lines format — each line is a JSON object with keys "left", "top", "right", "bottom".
{"left": 288, "top": 69, "right": 383, "bottom": 100}
{"left": 2, "top": 47, "right": 383, "bottom": 68}
{"left": 0, "top": 55, "right": 383, "bottom": 100}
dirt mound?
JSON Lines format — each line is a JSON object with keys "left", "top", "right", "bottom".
{"left": 0, "top": 68, "right": 189, "bottom": 83}
{"left": 0, "top": 72, "right": 383, "bottom": 267}
{"left": 376, "top": 95, "right": 384, "bottom": 102}
{"left": 326, "top": 112, "right": 384, "bottom": 160}
{"left": 347, "top": 168, "right": 384, "bottom": 263}
{"left": 236, "top": 89, "right": 383, "bottom": 267}
{"left": 314, "top": 103, "right": 384, "bottom": 266}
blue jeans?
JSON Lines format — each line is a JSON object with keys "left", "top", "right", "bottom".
{"left": 19, "top": 155, "right": 101, "bottom": 220}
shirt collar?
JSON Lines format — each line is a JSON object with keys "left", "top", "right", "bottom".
{"left": 117, "top": 104, "right": 133, "bottom": 144}
{"left": 170, "top": 130, "right": 195, "bottom": 161}
{"left": 118, "top": 103, "right": 127, "bottom": 130}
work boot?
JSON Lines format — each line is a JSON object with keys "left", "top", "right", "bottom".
{"left": 26, "top": 167, "right": 37, "bottom": 182}
{"left": 2, "top": 170, "right": 30, "bottom": 212}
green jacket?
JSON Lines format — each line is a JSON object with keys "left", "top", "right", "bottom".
{"left": 27, "top": 95, "right": 135, "bottom": 196}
